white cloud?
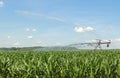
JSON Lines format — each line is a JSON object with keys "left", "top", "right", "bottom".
{"left": 74, "top": 26, "right": 94, "bottom": 33}
{"left": 0, "top": 1, "right": 4, "bottom": 7}
{"left": 13, "top": 42, "right": 21, "bottom": 46}
{"left": 27, "top": 36, "right": 33, "bottom": 39}
{"left": 26, "top": 28, "right": 37, "bottom": 32}
{"left": 16, "top": 10, "right": 65, "bottom": 22}
{"left": 85, "top": 27, "right": 94, "bottom": 32}
{"left": 7, "top": 36, "right": 11, "bottom": 39}
{"left": 26, "top": 28, "right": 30, "bottom": 31}
{"left": 37, "top": 41, "right": 42, "bottom": 44}
{"left": 32, "top": 29, "right": 37, "bottom": 32}
{"left": 47, "top": 16, "right": 65, "bottom": 22}
{"left": 74, "top": 27, "right": 84, "bottom": 32}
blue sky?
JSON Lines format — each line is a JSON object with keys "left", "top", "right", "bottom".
{"left": 0, "top": 0, "right": 120, "bottom": 48}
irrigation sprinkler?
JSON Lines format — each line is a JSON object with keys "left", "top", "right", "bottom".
{"left": 69, "top": 39, "right": 111, "bottom": 51}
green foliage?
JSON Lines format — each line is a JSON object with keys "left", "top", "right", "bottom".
{"left": 0, "top": 50, "right": 120, "bottom": 78}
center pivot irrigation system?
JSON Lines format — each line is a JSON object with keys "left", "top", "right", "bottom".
{"left": 69, "top": 39, "right": 111, "bottom": 51}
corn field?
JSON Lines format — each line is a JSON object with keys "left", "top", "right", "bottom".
{"left": 0, "top": 50, "right": 120, "bottom": 78}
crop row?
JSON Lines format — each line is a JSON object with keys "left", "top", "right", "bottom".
{"left": 0, "top": 50, "right": 120, "bottom": 78}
